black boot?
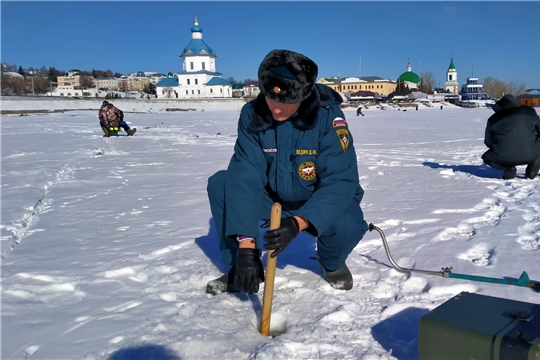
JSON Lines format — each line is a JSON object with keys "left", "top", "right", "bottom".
{"left": 102, "top": 126, "right": 109, "bottom": 137}
{"left": 206, "top": 266, "right": 239, "bottom": 295}
{"left": 502, "top": 166, "right": 516, "bottom": 180}
{"left": 525, "top": 157, "right": 540, "bottom": 180}
{"left": 316, "top": 254, "right": 353, "bottom": 290}
{"left": 126, "top": 128, "right": 137, "bottom": 136}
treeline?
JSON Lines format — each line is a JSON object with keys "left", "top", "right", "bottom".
{"left": 226, "top": 77, "right": 257, "bottom": 85}
{"left": 483, "top": 77, "right": 526, "bottom": 99}
{"left": 1, "top": 63, "right": 123, "bottom": 96}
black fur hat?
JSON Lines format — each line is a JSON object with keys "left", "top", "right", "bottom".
{"left": 258, "top": 49, "right": 318, "bottom": 104}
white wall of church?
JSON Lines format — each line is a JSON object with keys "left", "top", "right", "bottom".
{"left": 183, "top": 56, "right": 216, "bottom": 73}
{"left": 445, "top": 70, "right": 459, "bottom": 94}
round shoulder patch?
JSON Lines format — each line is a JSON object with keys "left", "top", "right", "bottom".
{"left": 298, "top": 161, "right": 317, "bottom": 181}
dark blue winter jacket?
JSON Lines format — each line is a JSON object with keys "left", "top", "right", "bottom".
{"left": 484, "top": 95, "right": 540, "bottom": 164}
{"left": 224, "top": 84, "right": 364, "bottom": 239}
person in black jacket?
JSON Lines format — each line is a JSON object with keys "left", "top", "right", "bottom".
{"left": 482, "top": 94, "right": 540, "bottom": 180}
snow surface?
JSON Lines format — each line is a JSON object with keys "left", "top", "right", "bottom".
{"left": 2, "top": 98, "right": 540, "bottom": 359}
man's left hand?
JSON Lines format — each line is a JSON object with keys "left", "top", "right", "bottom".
{"left": 263, "top": 217, "right": 300, "bottom": 258}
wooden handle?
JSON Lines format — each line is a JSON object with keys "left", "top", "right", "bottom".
{"left": 259, "top": 203, "right": 281, "bottom": 336}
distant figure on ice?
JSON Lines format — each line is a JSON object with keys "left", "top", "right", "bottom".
{"left": 206, "top": 49, "right": 368, "bottom": 295}
{"left": 481, "top": 94, "right": 540, "bottom": 180}
{"left": 356, "top": 106, "right": 364, "bottom": 116}
{"left": 98, "top": 101, "right": 137, "bottom": 137}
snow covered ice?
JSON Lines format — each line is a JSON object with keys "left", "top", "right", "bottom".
{"left": 2, "top": 98, "right": 540, "bottom": 359}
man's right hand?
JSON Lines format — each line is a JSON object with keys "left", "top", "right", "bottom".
{"left": 233, "top": 248, "right": 264, "bottom": 294}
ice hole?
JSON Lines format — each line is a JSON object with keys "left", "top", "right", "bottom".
{"left": 259, "top": 313, "right": 287, "bottom": 338}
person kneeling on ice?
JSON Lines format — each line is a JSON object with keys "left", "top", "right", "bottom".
{"left": 206, "top": 49, "right": 368, "bottom": 295}
{"left": 98, "top": 100, "right": 137, "bottom": 137}
{"left": 481, "top": 94, "right": 540, "bottom": 180}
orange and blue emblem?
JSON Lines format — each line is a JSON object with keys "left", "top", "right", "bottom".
{"left": 332, "top": 117, "right": 347, "bottom": 128}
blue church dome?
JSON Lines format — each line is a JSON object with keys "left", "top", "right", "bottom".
{"left": 181, "top": 40, "right": 215, "bottom": 57}
{"left": 181, "top": 17, "right": 216, "bottom": 57}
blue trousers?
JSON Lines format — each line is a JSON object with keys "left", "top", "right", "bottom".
{"left": 207, "top": 170, "right": 368, "bottom": 271}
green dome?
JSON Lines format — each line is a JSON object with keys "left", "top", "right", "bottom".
{"left": 448, "top": 58, "right": 456, "bottom": 70}
{"left": 397, "top": 71, "right": 420, "bottom": 84}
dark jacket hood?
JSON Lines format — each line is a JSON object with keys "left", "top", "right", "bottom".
{"left": 250, "top": 84, "right": 342, "bottom": 132}
{"left": 493, "top": 94, "right": 521, "bottom": 113}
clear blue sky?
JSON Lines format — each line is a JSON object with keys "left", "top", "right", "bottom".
{"left": 2, "top": 1, "right": 539, "bottom": 88}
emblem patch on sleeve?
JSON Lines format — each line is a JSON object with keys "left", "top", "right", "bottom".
{"left": 332, "top": 116, "right": 347, "bottom": 128}
{"left": 336, "top": 129, "right": 349, "bottom": 152}
{"left": 298, "top": 161, "right": 317, "bottom": 181}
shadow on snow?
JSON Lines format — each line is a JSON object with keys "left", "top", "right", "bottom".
{"left": 195, "top": 218, "right": 323, "bottom": 276}
{"left": 108, "top": 344, "right": 181, "bottom": 360}
{"left": 371, "top": 306, "right": 429, "bottom": 360}
{"left": 423, "top": 161, "right": 502, "bottom": 179}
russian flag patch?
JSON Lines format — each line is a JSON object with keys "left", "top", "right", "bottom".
{"left": 332, "top": 117, "right": 347, "bottom": 128}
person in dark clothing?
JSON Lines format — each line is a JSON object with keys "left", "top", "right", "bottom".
{"left": 356, "top": 107, "right": 364, "bottom": 116}
{"left": 206, "top": 49, "right": 368, "bottom": 295}
{"left": 98, "top": 101, "right": 137, "bottom": 137}
{"left": 481, "top": 94, "right": 540, "bottom": 180}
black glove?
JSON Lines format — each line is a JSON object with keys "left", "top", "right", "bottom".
{"left": 233, "top": 248, "right": 264, "bottom": 294}
{"left": 263, "top": 217, "right": 300, "bottom": 258}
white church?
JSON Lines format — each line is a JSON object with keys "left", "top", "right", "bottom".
{"left": 156, "top": 17, "right": 232, "bottom": 99}
{"left": 444, "top": 58, "right": 458, "bottom": 94}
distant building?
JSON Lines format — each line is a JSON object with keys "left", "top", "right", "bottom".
{"left": 519, "top": 89, "right": 540, "bottom": 107}
{"left": 57, "top": 70, "right": 93, "bottom": 87}
{"left": 444, "top": 58, "right": 459, "bottom": 95}
{"left": 94, "top": 78, "right": 119, "bottom": 91}
{"left": 156, "top": 17, "right": 232, "bottom": 99}
{"left": 243, "top": 81, "right": 260, "bottom": 98}
{"left": 316, "top": 76, "right": 396, "bottom": 96}
{"left": 459, "top": 77, "right": 491, "bottom": 101}
{"left": 231, "top": 84, "right": 244, "bottom": 98}
{"left": 52, "top": 70, "right": 98, "bottom": 97}
{"left": 1, "top": 71, "right": 24, "bottom": 78}
{"left": 396, "top": 62, "right": 420, "bottom": 91}
{"left": 51, "top": 85, "right": 98, "bottom": 97}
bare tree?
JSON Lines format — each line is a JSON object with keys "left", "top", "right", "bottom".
{"left": 507, "top": 81, "right": 526, "bottom": 97}
{"left": 28, "top": 76, "right": 50, "bottom": 94}
{"left": 420, "top": 72, "right": 436, "bottom": 94}
{"left": 118, "top": 80, "right": 129, "bottom": 92}
{"left": 163, "top": 86, "right": 173, "bottom": 98}
{"left": 243, "top": 78, "right": 257, "bottom": 84}
{"left": 79, "top": 74, "right": 95, "bottom": 88}
{"left": 1, "top": 75, "right": 27, "bottom": 95}
{"left": 483, "top": 76, "right": 526, "bottom": 99}
{"left": 483, "top": 77, "right": 495, "bottom": 97}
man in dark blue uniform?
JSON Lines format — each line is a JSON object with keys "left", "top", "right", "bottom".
{"left": 482, "top": 94, "right": 540, "bottom": 180}
{"left": 206, "top": 49, "right": 368, "bottom": 295}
